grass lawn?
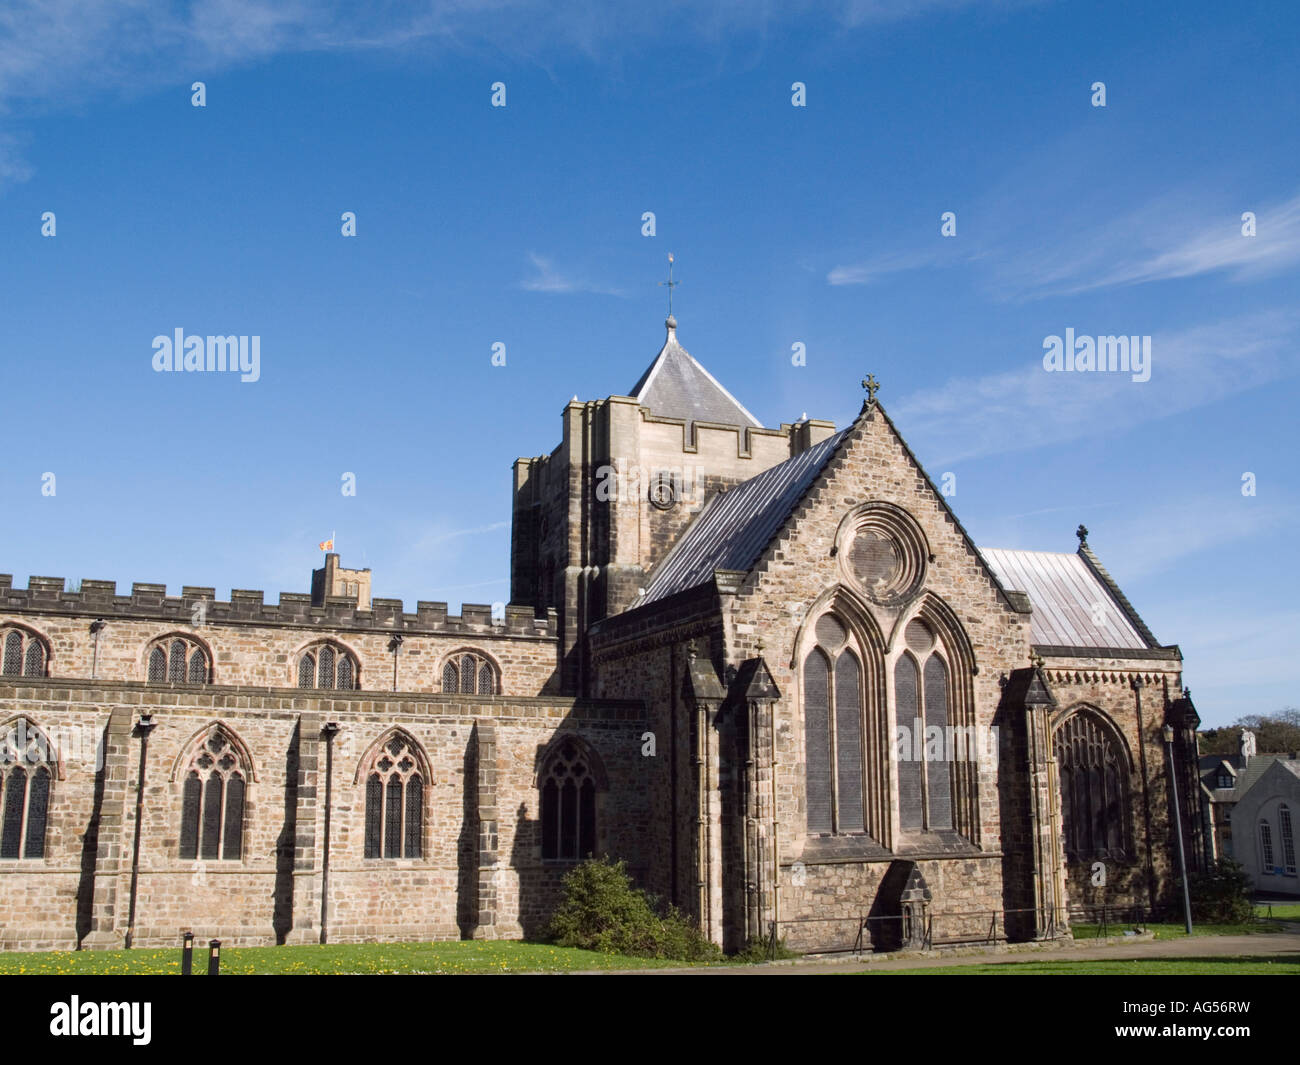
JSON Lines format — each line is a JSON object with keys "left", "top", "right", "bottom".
{"left": 0, "top": 940, "right": 730, "bottom": 975}
{"left": 1072, "top": 919, "right": 1282, "bottom": 941}
{"left": 1255, "top": 902, "right": 1300, "bottom": 921}
{"left": 866, "top": 955, "right": 1300, "bottom": 975}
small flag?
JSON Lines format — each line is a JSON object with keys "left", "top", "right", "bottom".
{"left": 319, "top": 537, "right": 334, "bottom": 552}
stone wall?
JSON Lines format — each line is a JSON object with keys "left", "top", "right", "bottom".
{"left": 0, "top": 584, "right": 560, "bottom": 696}
{"left": 0, "top": 677, "right": 647, "bottom": 951}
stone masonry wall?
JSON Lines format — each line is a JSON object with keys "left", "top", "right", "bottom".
{"left": 0, "top": 678, "right": 647, "bottom": 951}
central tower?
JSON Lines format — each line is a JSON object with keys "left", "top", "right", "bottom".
{"left": 509, "top": 314, "right": 836, "bottom": 694}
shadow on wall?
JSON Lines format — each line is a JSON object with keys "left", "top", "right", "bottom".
{"left": 272, "top": 720, "right": 300, "bottom": 944}
{"left": 75, "top": 720, "right": 111, "bottom": 946}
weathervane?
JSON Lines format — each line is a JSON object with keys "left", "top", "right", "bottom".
{"left": 659, "top": 253, "right": 679, "bottom": 317}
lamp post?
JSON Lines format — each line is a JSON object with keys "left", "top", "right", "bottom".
{"left": 125, "top": 712, "right": 156, "bottom": 949}
{"left": 387, "top": 634, "right": 403, "bottom": 692}
{"left": 319, "top": 721, "right": 340, "bottom": 944}
{"left": 89, "top": 618, "right": 106, "bottom": 680}
{"left": 1163, "top": 723, "right": 1193, "bottom": 934}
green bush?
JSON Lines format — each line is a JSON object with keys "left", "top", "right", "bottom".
{"left": 545, "top": 857, "right": 721, "bottom": 962}
{"left": 1183, "top": 858, "right": 1255, "bottom": 924}
{"left": 733, "top": 935, "right": 799, "bottom": 963}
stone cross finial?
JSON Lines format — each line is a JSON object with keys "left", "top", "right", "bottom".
{"left": 862, "top": 374, "right": 879, "bottom": 404}
{"left": 1030, "top": 651, "right": 1044, "bottom": 670}
{"left": 1076, "top": 524, "right": 1089, "bottom": 545}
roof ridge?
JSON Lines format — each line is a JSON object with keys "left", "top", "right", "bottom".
{"left": 1076, "top": 542, "right": 1160, "bottom": 647}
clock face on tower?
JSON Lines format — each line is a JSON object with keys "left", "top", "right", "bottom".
{"left": 649, "top": 473, "right": 678, "bottom": 510}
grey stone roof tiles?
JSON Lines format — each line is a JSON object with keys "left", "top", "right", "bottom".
{"left": 630, "top": 322, "right": 762, "bottom": 429}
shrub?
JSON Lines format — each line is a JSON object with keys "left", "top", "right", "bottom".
{"left": 545, "top": 857, "right": 721, "bottom": 962}
{"left": 733, "top": 935, "right": 799, "bottom": 963}
{"left": 1183, "top": 858, "right": 1255, "bottom": 924}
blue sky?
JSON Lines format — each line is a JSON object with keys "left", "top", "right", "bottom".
{"left": 0, "top": 0, "right": 1296, "bottom": 726}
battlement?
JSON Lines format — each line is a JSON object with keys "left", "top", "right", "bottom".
{"left": 0, "top": 573, "right": 557, "bottom": 639}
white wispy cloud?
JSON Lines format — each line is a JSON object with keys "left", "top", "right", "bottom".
{"left": 1087, "top": 496, "right": 1298, "bottom": 583}
{"left": 994, "top": 190, "right": 1300, "bottom": 299}
{"left": 827, "top": 248, "right": 946, "bottom": 286}
{"left": 520, "top": 252, "right": 625, "bottom": 296}
{"left": 891, "top": 308, "right": 1299, "bottom": 465}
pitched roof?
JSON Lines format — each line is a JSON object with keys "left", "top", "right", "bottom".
{"left": 637, "top": 426, "right": 852, "bottom": 606}
{"left": 629, "top": 318, "right": 762, "bottom": 429}
{"left": 979, "top": 548, "right": 1153, "bottom": 650}
{"left": 1202, "top": 753, "right": 1300, "bottom": 802}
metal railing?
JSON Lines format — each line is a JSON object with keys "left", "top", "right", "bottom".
{"left": 766, "top": 905, "right": 1069, "bottom": 959}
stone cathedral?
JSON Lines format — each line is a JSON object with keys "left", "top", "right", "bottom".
{"left": 0, "top": 314, "right": 1204, "bottom": 952}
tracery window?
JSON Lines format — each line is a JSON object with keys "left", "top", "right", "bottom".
{"left": 297, "top": 642, "right": 358, "bottom": 690}
{"left": 540, "top": 737, "right": 597, "bottom": 861}
{"left": 441, "top": 651, "right": 497, "bottom": 695}
{"left": 893, "top": 639, "right": 955, "bottom": 833}
{"left": 803, "top": 613, "right": 865, "bottom": 835}
{"left": 0, "top": 719, "right": 53, "bottom": 859}
{"left": 1, "top": 627, "right": 48, "bottom": 678}
{"left": 147, "top": 635, "right": 210, "bottom": 684}
{"left": 1279, "top": 805, "right": 1296, "bottom": 876}
{"left": 1054, "top": 710, "right": 1130, "bottom": 861}
{"left": 178, "top": 728, "right": 248, "bottom": 861}
{"left": 363, "top": 733, "right": 424, "bottom": 859}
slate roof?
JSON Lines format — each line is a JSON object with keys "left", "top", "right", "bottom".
{"left": 1200, "top": 753, "right": 1300, "bottom": 802}
{"left": 979, "top": 548, "right": 1152, "bottom": 650}
{"left": 629, "top": 319, "right": 763, "bottom": 429}
{"left": 637, "top": 426, "right": 852, "bottom": 605}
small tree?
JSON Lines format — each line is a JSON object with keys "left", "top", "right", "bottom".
{"left": 1183, "top": 858, "right": 1254, "bottom": 924}
{"left": 545, "top": 857, "right": 721, "bottom": 962}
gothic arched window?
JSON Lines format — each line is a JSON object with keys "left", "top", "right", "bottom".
{"left": 147, "top": 635, "right": 210, "bottom": 684}
{"left": 178, "top": 728, "right": 249, "bottom": 861}
{"left": 1054, "top": 710, "right": 1131, "bottom": 862}
{"left": 1259, "top": 819, "right": 1275, "bottom": 873}
{"left": 1279, "top": 805, "right": 1296, "bottom": 876}
{"left": 0, "top": 719, "right": 54, "bottom": 859}
{"left": 1, "top": 627, "right": 49, "bottom": 678}
{"left": 803, "top": 613, "right": 865, "bottom": 835}
{"left": 362, "top": 733, "right": 425, "bottom": 859}
{"left": 297, "top": 642, "right": 359, "bottom": 690}
{"left": 540, "top": 738, "right": 598, "bottom": 860}
{"left": 441, "top": 651, "right": 497, "bottom": 695}
{"left": 893, "top": 610, "right": 957, "bottom": 834}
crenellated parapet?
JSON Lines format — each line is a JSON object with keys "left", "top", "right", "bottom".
{"left": 0, "top": 573, "right": 557, "bottom": 638}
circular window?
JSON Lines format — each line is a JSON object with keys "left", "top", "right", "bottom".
{"left": 904, "top": 617, "right": 935, "bottom": 654}
{"left": 814, "top": 614, "right": 847, "bottom": 651}
{"left": 836, "top": 504, "right": 928, "bottom": 606}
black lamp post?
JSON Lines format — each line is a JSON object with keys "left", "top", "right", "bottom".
{"left": 124, "top": 712, "right": 156, "bottom": 949}
{"left": 319, "top": 721, "right": 340, "bottom": 943}
{"left": 89, "top": 618, "right": 106, "bottom": 680}
{"left": 1163, "top": 723, "right": 1194, "bottom": 934}
{"left": 387, "top": 634, "right": 403, "bottom": 692}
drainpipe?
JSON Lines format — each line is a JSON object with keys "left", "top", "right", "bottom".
{"left": 319, "top": 721, "right": 340, "bottom": 944}
{"left": 124, "top": 712, "right": 156, "bottom": 950}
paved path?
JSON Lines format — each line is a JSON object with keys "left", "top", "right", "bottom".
{"left": 612, "top": 928, "right": 1300, "bottom": 975}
